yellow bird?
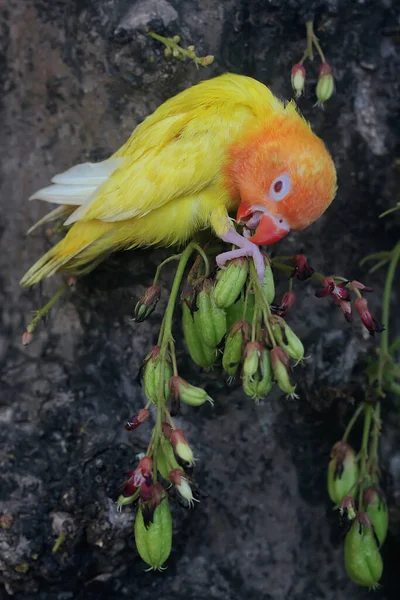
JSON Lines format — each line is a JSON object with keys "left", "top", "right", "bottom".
{"left": 21, "top": 73, "right": 336, "bottom": 286}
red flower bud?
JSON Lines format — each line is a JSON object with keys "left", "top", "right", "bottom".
{"left": 271, "top": 290, "right": 296, "bottom": 317}
{"left": 125, "top": 408, "right": 150, "bottom": 431}
{"left": 351, "top": 280, "right": 373, "bottom": 292}
{"left": 291, "top": 255, "right": 314, "bottom": 281}
{"left": 162, "top": 422, "right": 172, "bottom": 440}
{"left": 354, "top": 298, "right": 384, "bottom": 336}
{"left": 339, "top": 300, "right": 353, "bottom": 323}
{"left": 22, "top": 331, "right": 33, "bottom": 346}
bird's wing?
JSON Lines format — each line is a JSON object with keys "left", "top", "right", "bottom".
{"left": 65, "top": 74, "right": 283, "bottom": 225}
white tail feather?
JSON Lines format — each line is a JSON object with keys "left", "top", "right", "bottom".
{"left": 29, "top": 184, "right": 97, "bottom": 204}
{"left": 51, "top": 158, "right": 124, "bottom": 185}
{"left": 29, "top": 157, "right": 125, "bottom": 207}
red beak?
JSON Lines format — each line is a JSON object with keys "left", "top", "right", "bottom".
{"left": 236, "top": 203, "right": 290, "bottom": 246}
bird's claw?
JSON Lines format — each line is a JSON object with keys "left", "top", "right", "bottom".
{"left": 216, "top": 246, "right": 265, "bottom": 282}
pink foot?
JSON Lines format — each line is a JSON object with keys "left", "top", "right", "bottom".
{"left": 216, "top": 228, "right": 265, "bottom": 282}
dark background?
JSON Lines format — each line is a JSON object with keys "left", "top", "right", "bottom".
{"left": 1, "top": 0, "right": 400, "bottom": 598}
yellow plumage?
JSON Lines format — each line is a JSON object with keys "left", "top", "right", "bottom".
{"left": 21, "top": 74, "right": 286, "bottom": 286}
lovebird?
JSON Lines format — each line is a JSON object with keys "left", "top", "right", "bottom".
{"left": 21, "top": 73, "right": 337, "bottom": 286}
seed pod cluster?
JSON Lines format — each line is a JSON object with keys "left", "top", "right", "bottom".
{"left": 180, "top": 257, "right": 303, "bottom": 403}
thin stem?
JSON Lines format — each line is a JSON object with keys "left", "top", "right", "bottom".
{"left": 367, "top": 402, "right": 381, "bottom": 478}
{"left": 153, "top": 242, "right": 196, "bottom": 450}
{"left": 242, "top": 285, "right": 251, "bottom": 321}
{"left": 26, "top": 282, "right": 69, "bottom": 334}
{"left": 164, "top": 407, "right": 176, "bottom": 429}
{"left": 192, "top": 243, "right": 210, "bottom": 276}
{"left": 249, "top": 261, "right": 276, "bottom": 347}
{"left": 153, "top": 254, "right": 181, "bottom": 285}
{"left": 377, "top": 241, "right": 400, "bottom": 394}
{"left": 368, "top": 259, "right": 390, "bottom": 274}
{"left": 169, "top": 340, "right": 179, "bottom": 376}
{"left": 358, "top": 404, "right": 373, "bottom": 510}
{"left": 342, "top": 403, "right": 365, "bottom": 442}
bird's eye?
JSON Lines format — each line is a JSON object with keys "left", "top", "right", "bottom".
{"left": 269, "top": 173, "right": 291, "bottom": 202}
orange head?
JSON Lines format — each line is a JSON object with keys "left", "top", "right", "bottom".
{"left": 228, "top": 106, "right": 337, "bottom": 245}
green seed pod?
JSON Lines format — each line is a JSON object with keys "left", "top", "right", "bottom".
{"left": 242, "top": 342, "right": 262, "bottom": 379}
{"left": 262, "top": 259, "right": 275, "bottom": 304}
{"left": 157, "top": 438, "right": 183, "bottom": 481}
{"left": 214, "top": 258, "right": 249, "bottom": 308}
{"left": 272, "top": 322, "right": 304, "bottom": 362}
{"left": 270, "top": 347, "right": 296, "bottom": 396}
{"left": 344, "top": 514, "right": 383, "bottom": 588}
{"left": 222, "top": 322, "right": 248, "bottom": 377}
{"left": 364, "top": 487, "right": 388, "bottom": 547}
{"left": 134, "top": 496, "right": 172, "bottom": 570}
{"left": 143, "top": 347, "right": 172, "bottom": 404}
{"left": 327, "top": 441, "right": 358, "bottom": 505}
{"left": 182, "top": 302, "right": 217, "bottom": 368}
{"left": 196, "top": 280, "right": 227, "bottom": 348}
{"left": 255, "top": 349, "right": 273, "bottom": 399}
{"left": 169, "top": 375, "right": 214, "bottom": 406}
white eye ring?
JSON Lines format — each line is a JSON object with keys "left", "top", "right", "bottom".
{"left": 269, "top": 173, "right": 291, "bottom": 202}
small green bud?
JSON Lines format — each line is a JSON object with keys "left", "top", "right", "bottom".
{"left": 134, "top": 285, "right": 161, "bottom": 322}
{"left": 222, "top": 321, "right": 248, "bottom": 378}
{"left": 170, "top": 429, "right": 195, "bottom": 466}
{"left": 169, "top": 469, "right": 198, "bottom": 508}
{"left": 344, "top": 513, "right": 383, "bottom": 588}
{"left": 169, "top": 375, "right": 214, "bottom": 407}
{"left": 327, "top": 441, "right": 358, "bottom": 505}
{"left": 134, "top": 495, "right": 172, "bottom": 570}
{"left": 291, "top": 63, "right": 306, "bottom": 98}
{"left": 270, "top": 346, "right": 296, "bottom": 396}
{"left": 242, "top": 342, "right": 262, "bottom": 379}
{"left": 272, "top": 320, "right": 304, "bottom": 362}
{"left": 316, "top": 62, "right": 334, "bottom": 106}
{"left": 198, "top": 55, "right": 214, "bottom": 67}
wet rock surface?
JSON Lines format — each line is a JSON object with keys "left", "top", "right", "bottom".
{"left": 1, "top": 0, "right": 399, "bottom": 598}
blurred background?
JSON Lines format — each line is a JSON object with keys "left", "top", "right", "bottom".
{"left": 0, "top": 0, "right": 399, "bottom": 598}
